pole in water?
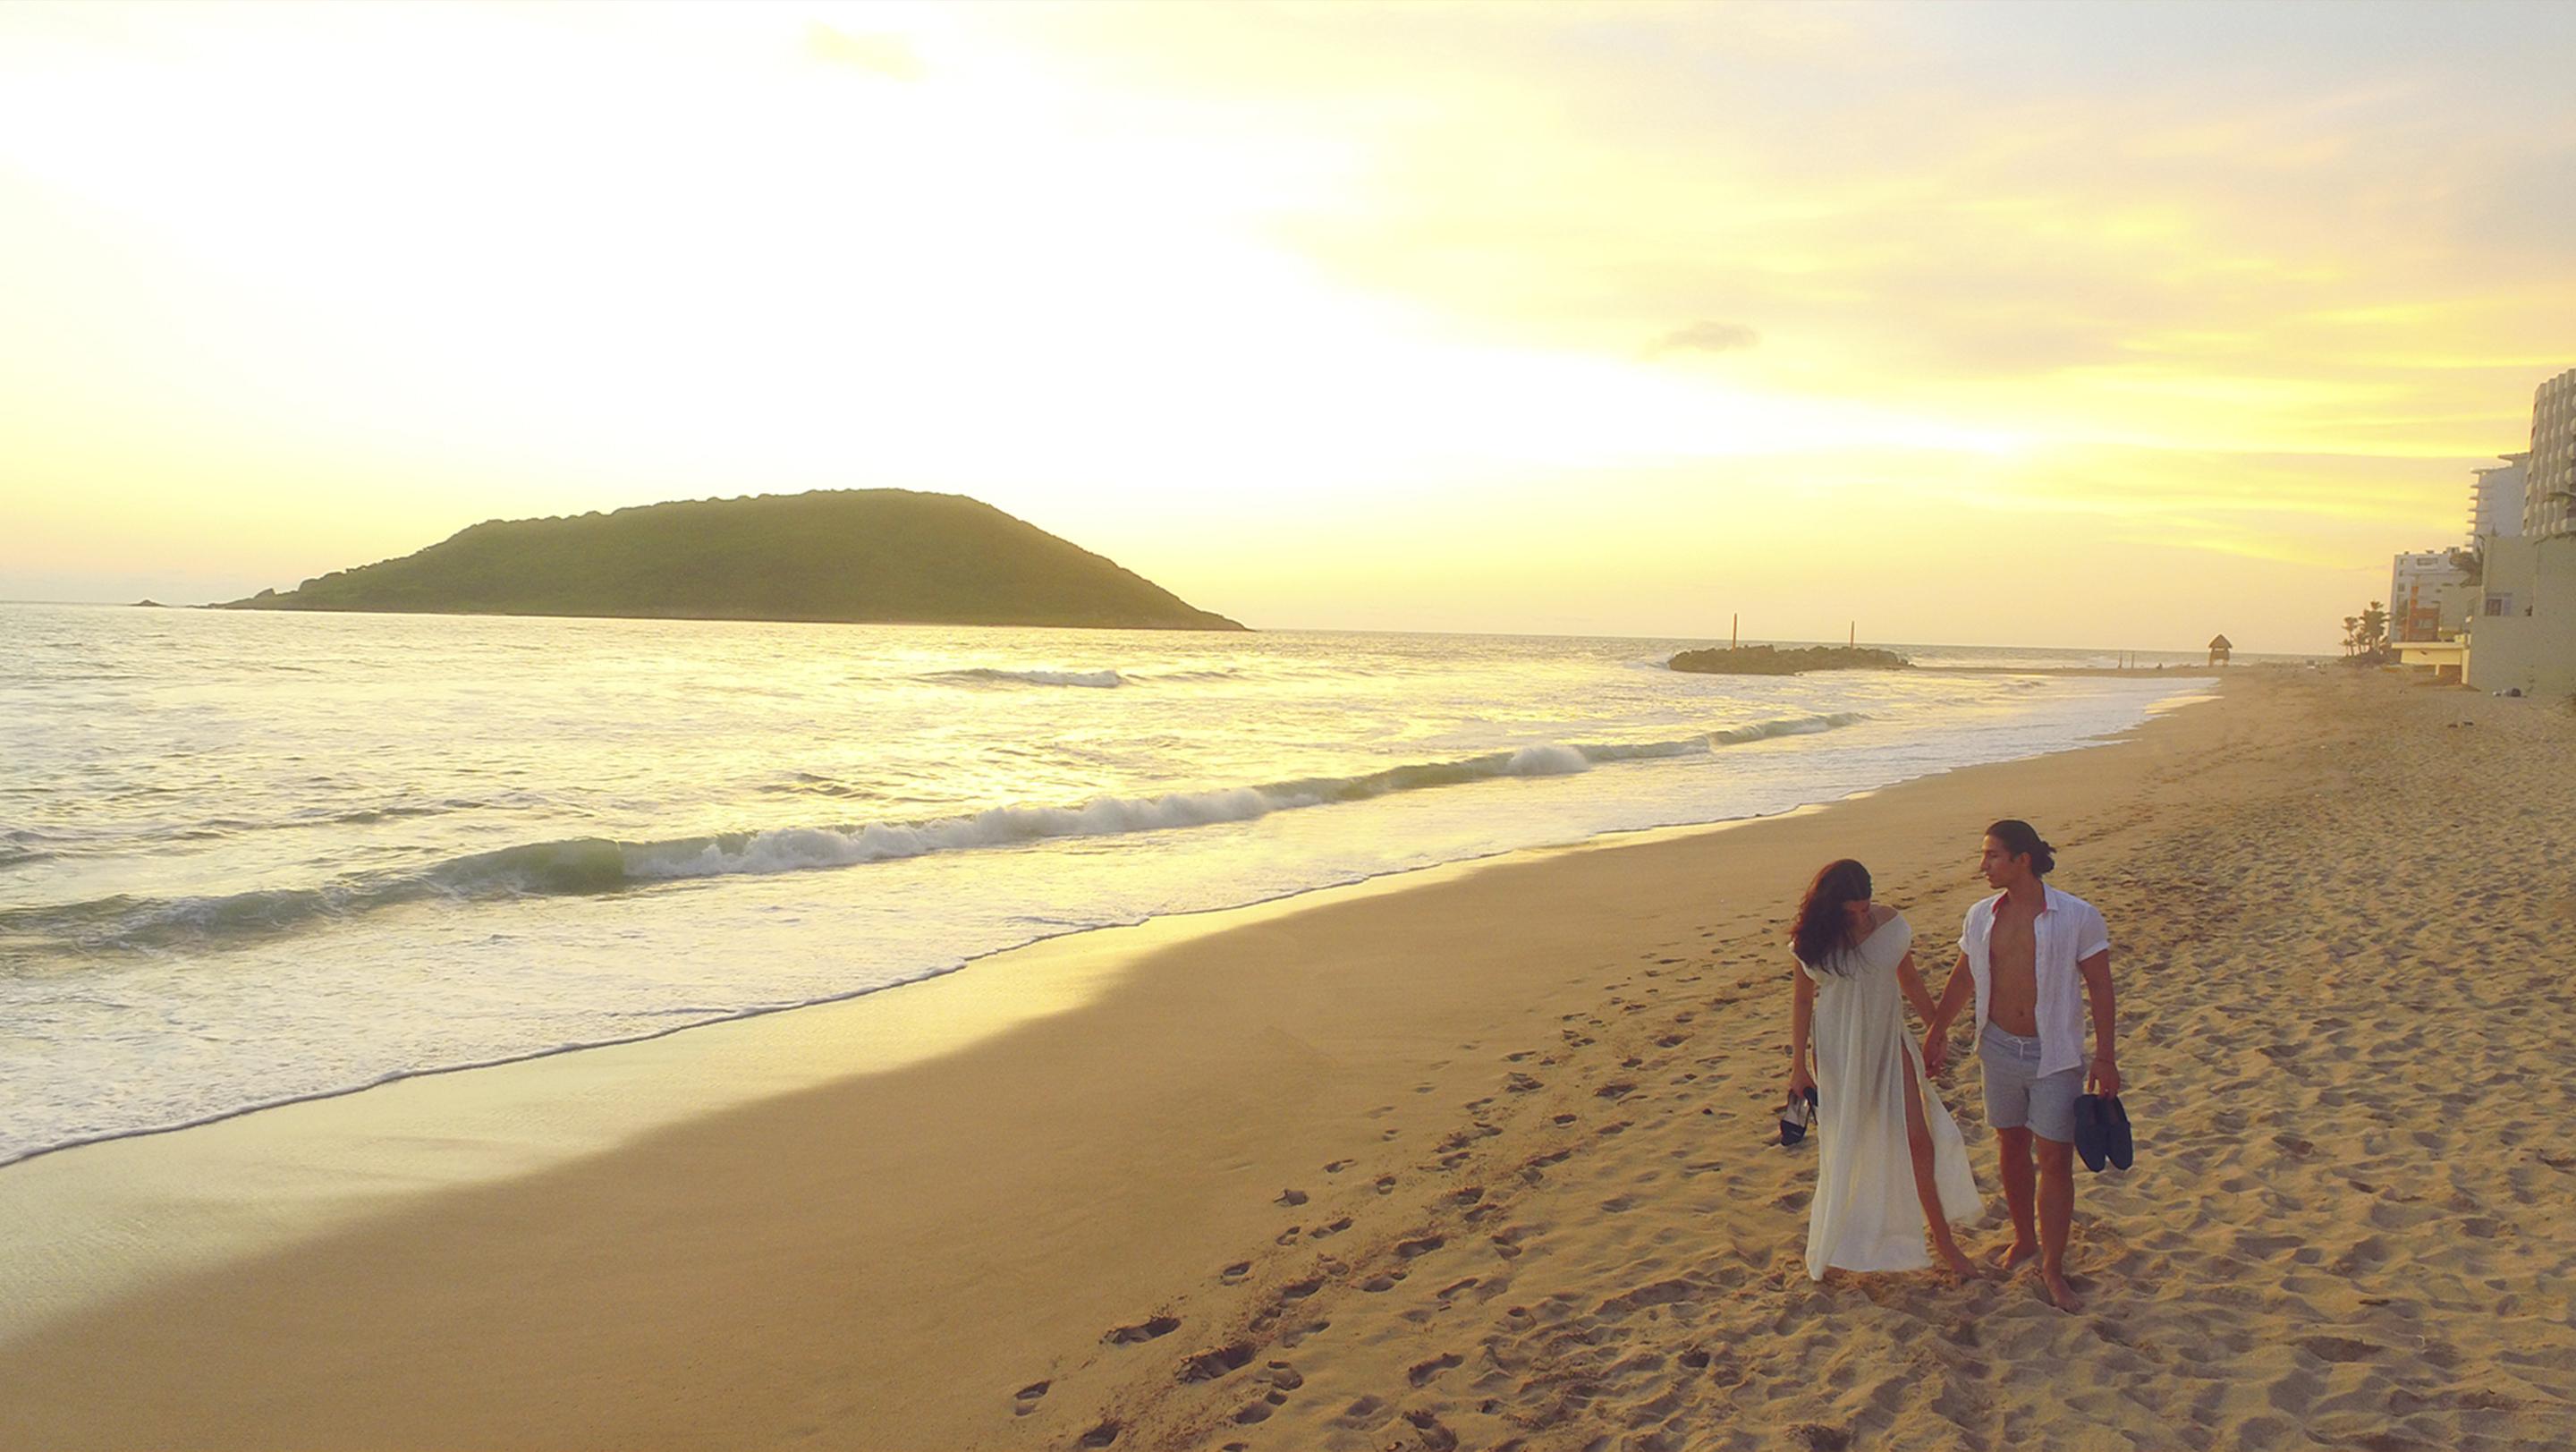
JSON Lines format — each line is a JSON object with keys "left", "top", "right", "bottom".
{"left": 1848, "top": 621, "right": 1855, "bottom": 648}
{"left": 1732, "top": 613, "right": 1739, "bottom": 649}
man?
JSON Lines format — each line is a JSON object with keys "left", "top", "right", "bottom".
{"left": 1923, "top": 819, "right": 2118, "bottom": 1312}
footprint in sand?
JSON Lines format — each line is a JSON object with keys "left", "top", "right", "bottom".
{"left": 1395, "top": 1235, "right": 1446, "bottom": 1259}
{"left": 1010, "top": 1381, "right": 1049, "bottom": 1416}
{"left": 1275, "top": 1187, "right": 1309, "bottom": 1207}
{"left": 1177, "top": 1343, "right": 1257, "bottom": 1383}
{"left": 1103, "top": 1315, "right": 1181, "bottom": 1346}
{"left": 1078, "top": 1420, "right": 1123, "bottom": 1448}
{"left": 1407, "top": 1351, "right": 1463, "bottom": 1386}
{"left": 1336, "top": 1395, "right": 1391, "bottom": 1430}
{"left": 1308, "top": 1217, "right": 1353, "bottom": 1240}
{"left": 1219, "top": 1261, "right": 1252, "bottom": 1285}
{"left": 1279, "top": 1278, "right": 1323, "bottom": 1301}
{"left": 1402, "top": 1409, "right": 1458, "bottom": 1448}
{"left": 1323, "top": 1159, "right": 1353, "bottom": 1174}
{"left": 1376, "top": 1175, "right": 1398, "bottom": 1194}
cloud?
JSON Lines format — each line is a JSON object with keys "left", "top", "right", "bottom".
{"left": 805, "top": 22, "right": 922, "bottom": 81}
{"left": 1648, "top": 319, "right": 1761, "bottom": 356}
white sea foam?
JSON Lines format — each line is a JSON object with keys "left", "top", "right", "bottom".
{"left": 935, "top": 667, "right": 1127, "bottom": 688}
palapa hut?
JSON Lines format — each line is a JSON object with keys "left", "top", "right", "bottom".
{"left": 2208, "top": 633, "right": 2233, "bottom": 666}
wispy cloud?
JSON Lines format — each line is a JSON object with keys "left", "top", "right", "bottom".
{"left": 1646, "top": 320, "right": 1760, "bottom": 356}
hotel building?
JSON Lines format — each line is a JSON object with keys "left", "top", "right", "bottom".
{"left": 2523, "top": 368, "right": 2575, "bottom": 538}
{"left": 2470, "top": 454, "right": 2527, "bottom": 542}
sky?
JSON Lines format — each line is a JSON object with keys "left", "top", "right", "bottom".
{"left": 3, "top": 1, "right": 2571, "bottom": 652}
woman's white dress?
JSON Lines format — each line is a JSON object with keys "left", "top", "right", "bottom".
{"left": 1801, "top": 913, "right": 1981, "bottom": 1279}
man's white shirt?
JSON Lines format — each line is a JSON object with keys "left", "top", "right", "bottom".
{"left": 1958, "top": 884, "right": 2110, "bottom": 1077}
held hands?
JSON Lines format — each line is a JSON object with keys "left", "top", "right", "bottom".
{"left": 2088, "top": 1057, "right": 2123, "bottom": 1098}
{"left": 1921, "top": 1026, "right": 1949, "bottom": 1075}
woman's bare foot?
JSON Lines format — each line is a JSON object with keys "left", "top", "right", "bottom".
{"left": 2041, "top": 1269, "right": 2085, "bottom": 1313}
{"left": 1987, "top": 1237, "right": 2038, "bottom": 1273}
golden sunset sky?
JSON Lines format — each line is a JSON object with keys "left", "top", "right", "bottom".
{"left": 4, "top": 1, "right": 2571, "bottom": 650}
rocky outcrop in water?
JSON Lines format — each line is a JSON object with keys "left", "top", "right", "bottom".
{"left": 1667, "top": 645, "right": 1911, "bottom": 675}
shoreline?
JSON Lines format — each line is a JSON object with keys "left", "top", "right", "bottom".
{"left": 5, "top": 669, "right": 2568, "bottom": 1450}
{"left": 0, "top": 686, "right": 2202, "bottom": 1175}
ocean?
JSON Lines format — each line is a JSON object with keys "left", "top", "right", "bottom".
{"left": 0, "top": 602, "right": 2242, "bottom": 1166}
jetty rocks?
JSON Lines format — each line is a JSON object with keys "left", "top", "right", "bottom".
{"left": 1666, "top": 644, "right": 1911, "bottom": 675}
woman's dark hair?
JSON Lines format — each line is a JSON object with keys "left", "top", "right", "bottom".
{"left": 1791, "top": 859, "right": 1873, "bottom": 972}
{"left": 1986, "top": 819, "right": 2056, "bottom": 876}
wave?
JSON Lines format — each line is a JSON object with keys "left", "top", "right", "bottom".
{"left": 931, "top": 667, "right": 1127, "bottom": 689}
{"left": 1712, "top": 711, "right": 1867, "bottom": 743}
{"left": 3, "top": 712, "right": 1865, "bottom": 957}
{"left": 926, "top": 666, "right": 1247, "bottom": 689}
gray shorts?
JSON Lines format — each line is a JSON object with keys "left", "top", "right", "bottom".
{"left": 1979, "top": 1023, "right": 2082, "bottom": 1143}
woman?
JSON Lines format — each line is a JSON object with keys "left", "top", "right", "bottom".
{"left": 1786, "top": 858, "right": 1982, "bottom": 1283}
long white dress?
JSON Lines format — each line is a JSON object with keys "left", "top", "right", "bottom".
{"left": 1801, "top": 913, "right": 1981, "bottom": 1279}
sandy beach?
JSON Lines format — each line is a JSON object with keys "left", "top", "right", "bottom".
{"left": 4, "top": 667, "right": 2572, "bottom": 1451}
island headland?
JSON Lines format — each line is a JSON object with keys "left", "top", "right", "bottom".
{"left": 218, "top": 489, "right": 1248, "bottom": 631}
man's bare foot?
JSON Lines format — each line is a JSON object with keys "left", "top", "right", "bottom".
{"left": 2041, "top": 1269, "right": 2085, "bottom": 1313}
{"left": 1988, "top": 1237, "right": 2038, "bottom": 1273}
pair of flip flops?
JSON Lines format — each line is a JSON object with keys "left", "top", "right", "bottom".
{"left": 2073, "top": 1094, "right": 2133, "bottom": 1172}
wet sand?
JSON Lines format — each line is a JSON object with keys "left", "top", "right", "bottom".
{"left": 3, "top": 668, "right": 2570, "bottom": 1450}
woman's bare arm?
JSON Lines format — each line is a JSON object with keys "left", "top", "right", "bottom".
{"left": 1787, "top": 958, "right": 1816, "bottom": 1094}
{"left": 1922, "top": 950, "right": 1975, "bottom": 1072}
{"left": 1895, "top": 949, "right": 1938, "bottom": 1025}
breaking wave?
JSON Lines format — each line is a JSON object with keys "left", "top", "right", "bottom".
{"left": 935, "top": 667, "right": 1128, "bottom": 688}
{"left": 3, "top": 712, "right": 1864, "bottom": 958}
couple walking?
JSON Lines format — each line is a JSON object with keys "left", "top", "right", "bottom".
{"left": 1784, "top": 819, "right": 2119, "bottom": 1312}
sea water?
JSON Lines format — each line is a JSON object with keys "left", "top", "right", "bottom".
{"left": 0, "top": 603, "right": 2241, "bottom": 1165}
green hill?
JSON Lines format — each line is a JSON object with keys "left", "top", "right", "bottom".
{"left": 220, "top": 490, "right": 1247, "bottom": 631}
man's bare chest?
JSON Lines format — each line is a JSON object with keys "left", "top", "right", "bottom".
{"left": 1988, "top": 913, "right": 2038, "bottom": 985}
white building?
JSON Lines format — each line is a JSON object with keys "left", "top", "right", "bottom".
{"left": 2467, "top": 535, "right": 2576, "bottom": 697}
{"left": 2389, "top": 550, "right": 2472, "bottom": 643}
{"left": 2464, "top": 366, "right": 2576, "bottom": 697}
{"left": 2524, "top": 368, "right": 2576, "bottom": 538}
{"left": 2470, "top": 454, "right": 2528, "bottom": 542}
